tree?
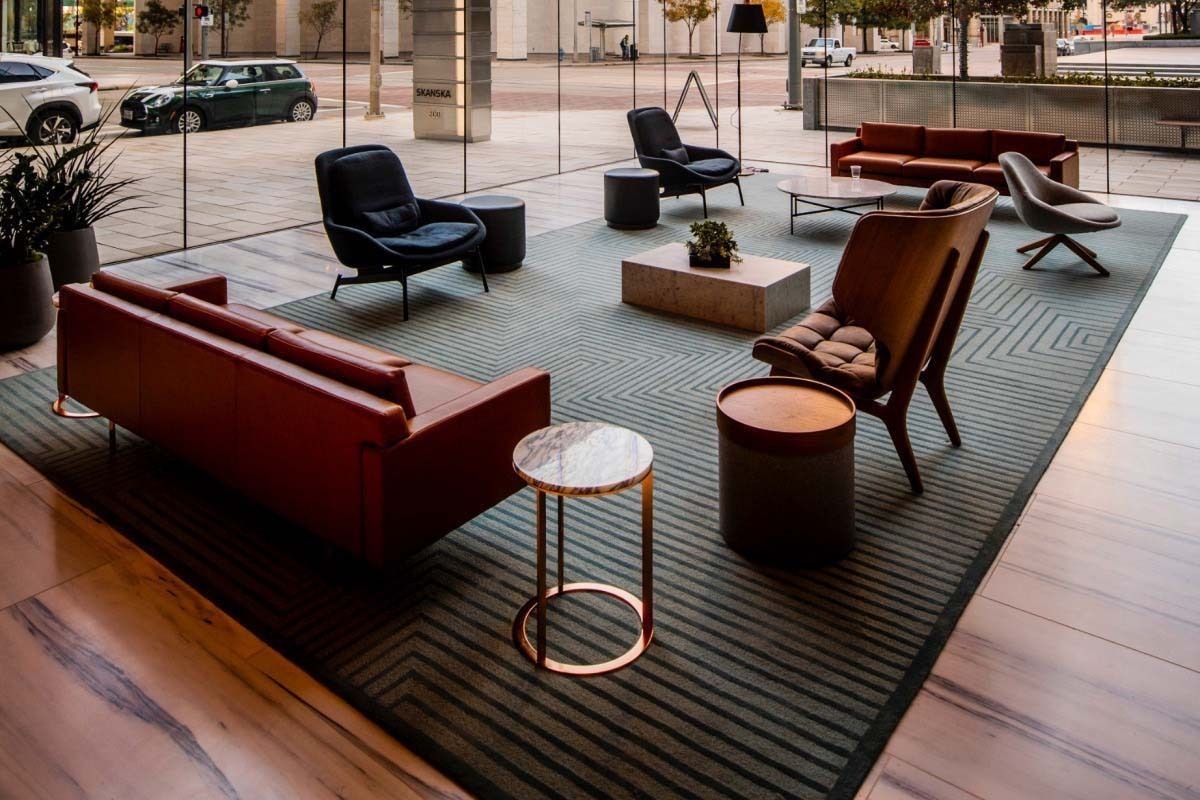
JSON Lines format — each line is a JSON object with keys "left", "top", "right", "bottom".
{"left": 136, "top": 0, "right": 178, "bottom": 55}
{"left": 1112, "top": 0, "right": 1194, "bottom": 32}
{"left": 301, "top": 0, "right": 341, "bottom": 58}
{"left": 661, "top": 0, "right": 714, "bottom": 56}
{"left": 757, "top": 0, "right": 787, "bottom": 53}
{"left": 210, "top": 0, "right": 252, "bottom": 56}
{"left": 78, "top": 0, "right": 118, "bottom": 55}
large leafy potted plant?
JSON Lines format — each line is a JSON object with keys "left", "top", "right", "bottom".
{"left": 686, "top": 220, "right": 742, "bottom": 268}
{"left": 36, "top": 105, "right": 145, "bottom": 289}
{"left": 0, "top": 153, "right": 58, "bottom": 350}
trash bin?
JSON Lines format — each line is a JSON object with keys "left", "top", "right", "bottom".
{"left": 590, "top": 46, "right": 602, "bottom": 62}
{"left": 630, "top": 44, "right": 639, "bottom": 61}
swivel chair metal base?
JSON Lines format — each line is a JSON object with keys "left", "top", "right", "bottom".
{"left": 1017, "top": 233, "right": 1110, "bottom": 277}
{"left": 662, "top": 176, "right": 745, "bottom": 219}
{"left": 330, "top": 247, "right": 490, "bottom": 320}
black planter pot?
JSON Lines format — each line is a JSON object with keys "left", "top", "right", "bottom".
{"left": 0, "top": 254, "right": 55, "bottom": 352}
{"left": 46, "top": 226, "right": 101, "bottom": 290}
{"left": 689, "top": 252, "right": 732, "bottom": 269}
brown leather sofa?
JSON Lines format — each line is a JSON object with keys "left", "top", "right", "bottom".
{"left": 830, "top": 122, "right": 1079, "bottom": 193}
{"left": 56, "top": 271, "right": 551, "bottom": 567}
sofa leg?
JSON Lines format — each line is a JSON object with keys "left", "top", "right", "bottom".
{"left": 51, "top": 393, "right": 100, "bottom": 419}
{"left": 108, "top": 421, "right": 117, "bottom": 453}
{"left": 330, "top": 273, "right": 342, "bottom": 300}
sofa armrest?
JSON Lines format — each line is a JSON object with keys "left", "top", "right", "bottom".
{"left": 1049, "top": 149, "right": 1079, "bottom": 188}
{"left": 830, "top": 137, "right": 863, "bottom": 176}
{"left": 164, "top": 274, "right": 228, "bottom": 305}
{"left": 409, "top": 367, "right": 550, "bottom": 436}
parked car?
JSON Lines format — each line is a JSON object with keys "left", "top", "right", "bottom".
{"left": 877, "top": 37, "right": 902, "bottom": 51}
{"left": 0, "top": 53, "right": 101, "bottom": 144}
{"left": 120, "top": 59, "right": 317, "bottom": 135}
{"left": 801, "top": 38, "right": 857, "bottom": 67}
{"left": 1056, "top": 37, "right": 1074, "bottom": 55}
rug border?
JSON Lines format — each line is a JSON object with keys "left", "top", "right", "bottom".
{"left": 3, "top": 206, "right": 1187, "bottom": 800}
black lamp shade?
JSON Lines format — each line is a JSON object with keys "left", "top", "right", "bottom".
{"left": 727, "top": 3, "right": 768, "bottom": 34}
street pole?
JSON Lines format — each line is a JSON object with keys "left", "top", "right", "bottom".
{"left": 366, "top": 0, "right": 384, "bottom": 119}
{"left": 573, "top": 0, "right": 578, "bottom": 62}
{"left": 785, "top": 0, "right": 803, "bottom": 109}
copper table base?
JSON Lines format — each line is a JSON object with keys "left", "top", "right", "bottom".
{"left": 51, "top": 393, "right": 100, "bottom": 419}
{"left": 512, "top": 581, "right": 653, "bottom": 676}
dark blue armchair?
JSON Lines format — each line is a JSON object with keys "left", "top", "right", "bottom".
{"left": 314, "top": 145, "right": 487, "bottom": 320}
{"left": 626, "top": 107, "right": 743, "bottom": 218}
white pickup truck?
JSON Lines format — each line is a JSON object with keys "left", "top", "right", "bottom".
{"left": 800, "top": 38, "right": 856, "bottom": 67}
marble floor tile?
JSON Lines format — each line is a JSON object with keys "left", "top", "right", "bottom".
{"left": 886, "top": 596, "right": 1200, "bottom": 800}
{"left": 1078, "top": 370, "right": 1200, "bottom": 450}
{"left": 1108, "top": 328, "right": 1200, "bottom": 384}
{"left": 859, "top": 756, "right": 983, "bottom": 800}
{"left": 983, "top": 493, "right": 1200, "bottom": 671}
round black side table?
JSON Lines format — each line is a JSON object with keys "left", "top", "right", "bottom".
{"left": 462, "top": 195, "right": 525, "bottom": 274}
{"left": 604, "top": 168, "right": 660, "bottom": 230}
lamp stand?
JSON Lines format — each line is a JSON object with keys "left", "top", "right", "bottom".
{"left": 736, "top": 35, "right": 766, "bottom": 177}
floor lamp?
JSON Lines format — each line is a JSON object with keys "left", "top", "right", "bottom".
{"left": 727, "top": 3, "right": 768, "bottom": 176}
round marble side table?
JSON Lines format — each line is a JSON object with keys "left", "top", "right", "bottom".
{"left": 511, "top": 421, "right": 655, "bottom": 676}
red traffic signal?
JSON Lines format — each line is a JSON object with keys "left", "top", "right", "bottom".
{"left": 193, "top": 4, "right": 210, "bottom": 17}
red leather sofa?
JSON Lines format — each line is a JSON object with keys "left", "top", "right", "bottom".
{"left": 830, "top": 122, "right": 1080, "bottom": 193}
{"left": 56, "top": 271, "right": 551, "bottom": 567}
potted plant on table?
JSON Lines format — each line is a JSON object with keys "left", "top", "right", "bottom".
{"left": 0, "top": 153, "right": 59, "bottom": 350}
{"left": 686, "top": 220, "right": 742, "bottom": 268}
{"left": 34, "top": 104, "right": 145, "bottom": 289}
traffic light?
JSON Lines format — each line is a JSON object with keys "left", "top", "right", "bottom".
{"left": 194, "top": 4, "right": 210, "bottom": 17}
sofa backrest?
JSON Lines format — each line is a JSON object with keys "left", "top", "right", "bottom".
{"left": 860, "top": 122, "right": 925, "bottom": 155}
{"left": 923, "top": 128, "right": 992, "bottom": 162}
{"left": 267, "top": 330, "right": 416, "bottom": 417}
{"left": 992, "top": 129, "right": 1067, "bottom": 164}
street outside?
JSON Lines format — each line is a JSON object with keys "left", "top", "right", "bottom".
{"left": 31, "top": 45, "right": 1200, "bottom": 264}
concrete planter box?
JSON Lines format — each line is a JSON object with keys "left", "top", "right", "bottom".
{"left": 802, "top": 76, "right": 1200, "bottom": 149}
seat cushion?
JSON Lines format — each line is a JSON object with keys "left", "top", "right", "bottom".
{"left": 92, "top": 271, "right": 177, "bottom": 312}
{"left": 225, "top": 304, "right": 306, "bottom": 334}
{"left": 973, "top": 161, "right": 1049, "bottom": 185}
{"left": 924, "top": 127, "right": 991, "bottom": 161}
{"left": 378, "top": 222, "right": 479, "bottom": 255}
{"left": 401, "top": 364, "right": 482, "bottom": 415}
{"left": 167, "top": 295, "right": 276, "bottom": 348}
{"left": 687, "top": 157, "right": 737, "bottom": 177}
{"left": 992, "top": 130, "right": 1067, "bottom": 164}
{"left": 752, "top": 299, "right": 879, "bottom": 397}
{"left": 860, "top": 122, "right": 924, "bottom": 155}
{"left": 295, "top": 329, "right": 412, "bottom": 368}
{"left": 1053, "top": 202, "right": 1121, "bottom": 226}
{"left": 902, "top": 157, "right": 984, "bottom": 179}
{"left": 839, "top": 150, "right": 915, "bottom": 176}
{"left": 266, "top": 330, "right": 414, "bottom": 415}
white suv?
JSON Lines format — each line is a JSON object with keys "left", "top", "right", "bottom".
{"left": 0, "top": 54, "right": 102, "bottom": 145}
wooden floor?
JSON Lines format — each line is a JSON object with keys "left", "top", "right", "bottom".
{"left": 1, "top": 169, "right": 1197, "bottom": 799}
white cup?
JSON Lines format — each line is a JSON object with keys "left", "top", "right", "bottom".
{"left": 850, "top": 165, "right": 862, "bottom": 180}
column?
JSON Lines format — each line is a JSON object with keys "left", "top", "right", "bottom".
{"left": 382, "top": 0, "right": 401, "bottom": 57}
{"left": 496, "top": 0, "right": 527, "bottom": 59}
{"left": 275, "top": 0, "right": 300, "bottom": 55}
{"left": 412, "top": 0, "right": 492, "bottom": 142}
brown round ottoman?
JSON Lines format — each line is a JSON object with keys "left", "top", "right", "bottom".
{"left": 716, "top": 376, "right": 856, "bottom": 565}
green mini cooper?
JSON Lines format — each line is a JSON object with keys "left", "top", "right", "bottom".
{"left": 120, "top": 59, "right": 317, "bottom": 135}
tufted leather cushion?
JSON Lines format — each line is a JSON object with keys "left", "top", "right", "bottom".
{"left": 267, "top": 330, "right": 415, "bottom": 416}
{"left": 992, "top": 130, "right": 1066, "bottom": 164}
{"left": 92, "top": 270, "right": 177, "bottom": 312}
{"left": 328, "top": 149, "right": 418, "bottom": 231}
{"left": 902, "top": 157, "right": 983, "bottom": 179}
{"left": 924, "top": 127, "right": 991, "bottom": 161}
{"left": 379, "top": 222, "right": 479, "bottom": 255}
{"left": 838, "top": 150, "right": 914, "bottom": 176}
{"left": 753, "top": 299, "right": 880, "bottom": 396}
{"left": 861, "top": 122, "right": 924, "bottom": 155}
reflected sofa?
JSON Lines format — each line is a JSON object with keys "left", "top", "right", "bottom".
{"left": 55, "top": 271, "right": 551, "bottom": 567}
{"left": 830, "top": 122, "right": 1079, "bottom": 193}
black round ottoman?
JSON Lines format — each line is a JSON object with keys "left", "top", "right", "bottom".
{"left": 604, "top": 168, "right": 660, "bottom": 230}
{"left": 462, "top": 195, "right": 525, "bottom": 273}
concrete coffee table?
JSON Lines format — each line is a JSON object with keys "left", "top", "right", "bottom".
{"left": 621, "top": 243, "right": 810, "bottom": 333}
{"left": 777, "top": 176, "right": 896, "bottom": 233}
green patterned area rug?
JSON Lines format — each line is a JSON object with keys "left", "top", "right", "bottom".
{"left": 0, "top": 176, "right": 1184, "bottom": 799}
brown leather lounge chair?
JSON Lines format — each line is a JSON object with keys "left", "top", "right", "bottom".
{"left": 753, "top": 181, "right": 998, "bottom": 493}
